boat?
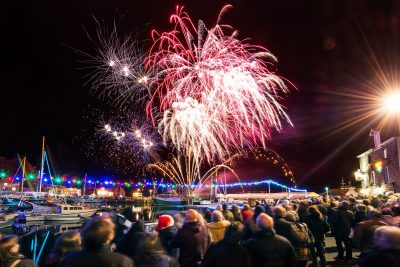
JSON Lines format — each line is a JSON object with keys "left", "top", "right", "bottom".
{"left": 0, "top": 209, "right": 17, "bottom": 229}
{"left": 152, "top": 194, "right": 187, "bottom": 206}
{"left": 44, "top": 204, "right": 97, "bottom": 222}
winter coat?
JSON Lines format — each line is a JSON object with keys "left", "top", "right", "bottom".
{"left": 244, "top": 229, "right": 296, "bottom": 267}
{"left": 222, "top": 210, "right": 234, "bottom": 222}
{"left": 158, "top": 226, "right": 178, "bottom": 257}
{"left": 316, "top": 204, "right": 328, "bottom": 217}
{"left": 134, "top": 254, "right": 179, "bottom": 267}
{"left": 359, "top": 248, "right": 400, "bottom": 267}
{"left": 331, "top": 208, "right": 354, "bottom": 237}
{"left": 305, "top": 214, "right": 330, "bottom": 242}
{"left": 202, "top": 241, "right": 252, "bottom": 267}
{"left": 232, "top": 210, "right": 243, "bottom": 223}
{"left": 1, "top": 255, "right": 37, "bottom": 267}
{"left": 116, "top": 224, "right": 146, "bottom": 259}
{"left": 169, "top": 221, "right": 209, "bottom": 267}
{"left": 244, "top": 217, "right": 260, "bottom": 240}
{"left": 60, "top": 244, "right": 133, "bottom": 267}
{"left": 241, "top": 210, "right": 254, "bottom": 223}
{"left": 289, "top": 222, "right": 312, "bottom": 261}
{"left": 353, "top": 219, "right": 387, "bottom": 252}
{"left": 206, "top": 220, "right": 231, "bottom": 244}
{"left": 44, "top": 252, "right": 65, "bottom": 267}
{"left": 354, "top": 211, "right": 368, "bottom": 226}
{"left": 274, "top": 217, "right": 295, "bottom": 244}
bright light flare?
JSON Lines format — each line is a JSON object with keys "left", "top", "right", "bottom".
{"left": 383, "top": 91, "right": 400, "bottom": 114}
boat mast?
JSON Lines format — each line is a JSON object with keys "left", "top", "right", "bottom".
{"left": 39, "top": 136, "right": 45, "bottom": 193}
{"left": 21, "top": 156, "right": 26, "bottom": 193}
{"left": 83, "top": 173, "right": 87, "bottom": 196}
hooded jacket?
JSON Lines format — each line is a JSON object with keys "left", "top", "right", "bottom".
{"left": 206, "top": 220, "right": 231, "bottom": 244}
{"left": 169, "top": 221, "right": 209, "bottom": 267}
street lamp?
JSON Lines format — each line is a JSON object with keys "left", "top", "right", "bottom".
{"left": 325, "top": 187, "right": 329, "bottom": 198}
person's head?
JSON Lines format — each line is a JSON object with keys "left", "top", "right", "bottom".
{"left": 185, "top": 209, "right": 198, "bottom": 223}
{"left": 197, "top": 213, "right": 205, "bottom": 225}
{"left": 357, "top": 204, "right": 367, "bottom": 213}
{"left": 223, "top": 222, "right": 244, "bottom": 244}
{"left": 309, "top": 205, "right": 323, "bottom": 220}
{"left": 368, "top": 209, "right": 382, "bottom": 220}
{"left": 131, "top": 220, "right": 145, "bottom": 232}
{"left": 156, "top": 215, "right": 174, "bottom": 232}
{"left": 81, "top": 217, "right": 115, "bottom": 251}
{"left": 211, "top": 210, "right": 224, "bottom": 222}
{"left": 0, "top": 235, "right": 20, "bottom": 262}
{"left": 330, "top": 200, "right": 339, "bottom": 208}
{"left": 274, "top": 205, "right": 286, "bottom": 218}
{"left": 373, "top": 226, "right": 400, "bottom": 250}
{"left": 254, "top": 205, "right": 265, "bottom": 218}
{"left": 215, "top": 204, "right": 223, "bottom": 212}
{"left": 135, "top": 233, "right": 164, "bottom": 262}
{"left": 222, "top": 203, "right": 228, "bottom": 211}
{"left": 285, "top": 211, "right": 299, "bottom": 222}
{"left": 53, "top": 230, "right": 81, "bottom": 255}
{"left": 363, "top": 199, "right": 371, "bottom": 206}
{"left": 231, "top": 204, "right": 239, "bottom": 213}
{"left": 338, "top": 201, "right": 349, "bottom": 210}
{"left": 256, "top": 213, "right": 274, "bottom": 231}
{"left": 242, "top": 204, "right": 250, "bottom": 211}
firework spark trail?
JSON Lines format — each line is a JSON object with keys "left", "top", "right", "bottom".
{"left": 83, "top": 26, "right": 151, "bottom": 108}
{"left": 146, "top": 151, "right": 239, "bottom": 196}
{"left": 101, "top": 120, "right": 161, "bottom": 160}
{"left": 146, "top": 5, "right": 293, "bottom": 163}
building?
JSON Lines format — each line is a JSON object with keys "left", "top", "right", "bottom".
{"left": 355, "top": 133, "right": 400, "bottom": 193}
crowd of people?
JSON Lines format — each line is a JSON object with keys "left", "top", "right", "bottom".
{"left": 1, "top": 195, "right": 400, "bottom": 267}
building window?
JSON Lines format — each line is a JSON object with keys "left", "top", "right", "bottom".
{"left": 384, "top": 166, "right": 390, "bottom": 184}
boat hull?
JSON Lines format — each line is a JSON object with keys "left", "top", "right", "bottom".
{"left": 44, "top": 214, "right": 82, "bottom": 222}
{"left": 0, "top": 220, "right": 14, "bottom": 229}
{"left": 152, "top": 197, "right": 187, "bottom": 206}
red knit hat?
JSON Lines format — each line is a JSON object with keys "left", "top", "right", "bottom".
{"left": 156, "top": 215, "right": 174, "bottom": 231}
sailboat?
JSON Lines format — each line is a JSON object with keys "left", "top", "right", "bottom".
{"left": 19, "top": 137, "right": 98, "bottom": 222}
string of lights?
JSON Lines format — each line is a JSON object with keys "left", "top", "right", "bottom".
{"left": 0, "top": 173, "right": 306, "bottom": 192}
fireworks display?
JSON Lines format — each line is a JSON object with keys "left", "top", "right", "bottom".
{"left": 146, "top": 152, "right": 238, "bottom": 196}
{"left": 146, "top": 5, "right": 292, "bottom": 162}
{"left": 80, "top": 108, "right": 162, "bottom": 175}
{"left": 224, "top": 147, "right": 295, "bottom": 185}
{"left": 83, "top": 27, "right": 151, "bottom": 110}
{"left": 83, "top": 5, "right": 294, "bottom": 187}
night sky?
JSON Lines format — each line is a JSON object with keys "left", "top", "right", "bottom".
{"left": 1, "top": 0, "right": 399, "bottom": 190}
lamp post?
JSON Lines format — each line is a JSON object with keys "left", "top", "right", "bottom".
{"left": 325, "top": 187, "right": 329, "bottom": 199}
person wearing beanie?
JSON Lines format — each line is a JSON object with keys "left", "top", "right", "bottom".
{"left": 206, "top": 210, "right": 231, "bottom": 244}
{"left": 156, "top": 215, "right": 177, "bottom": 258}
